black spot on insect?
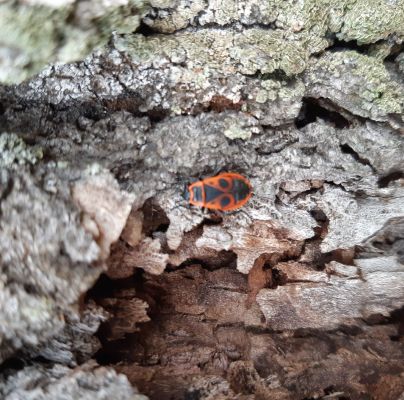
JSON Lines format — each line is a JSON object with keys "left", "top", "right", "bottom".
{"left": 233, "top": 179, "right": 251, "bottom": 202}
{"left": 220, "top": 196, "right": 231, "bottom": 208}
{"left": 219, "top": 178, "right": 229, "bottom": 189}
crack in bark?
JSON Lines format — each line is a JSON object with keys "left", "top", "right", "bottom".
{"left": 340, "top": 143, "right": 377, "bottom": 174}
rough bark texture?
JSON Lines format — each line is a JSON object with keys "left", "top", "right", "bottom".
{"left": 0, "top": 0, "right": 404, "bottom": 399}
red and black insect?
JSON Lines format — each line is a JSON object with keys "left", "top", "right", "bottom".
{"left": 186, "top": 172, "right": 253, "bottom": 212}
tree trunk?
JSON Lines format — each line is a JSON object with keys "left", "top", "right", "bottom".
{"left": 0, "top": 1, "right": 403, "bottom": 399}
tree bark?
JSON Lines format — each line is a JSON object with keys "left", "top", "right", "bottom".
{"left": 0, "top": 1, "right": 403, "bottom": 399}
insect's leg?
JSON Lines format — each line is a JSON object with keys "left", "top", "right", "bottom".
{"left": 207, "top": 209, "right": 224, "bottom": 222}
{"left": 201, "top": 207, "right": 215, "bottom": 219}
{"left": 212, "top": 165, "right": 224, "bottom": 176}
{"left": 225, "top": 208, "right": 252, "bottom": 224}
{"left": 239, "top": 209, "right": 253, "bottom": 224}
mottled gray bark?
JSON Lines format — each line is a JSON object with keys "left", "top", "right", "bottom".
{"left": 0, "top": 0, "right": 403, "bottom": 399}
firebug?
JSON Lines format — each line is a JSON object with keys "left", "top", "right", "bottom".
{"left": 187, "top": 172, "right": 252, "bottom": 211}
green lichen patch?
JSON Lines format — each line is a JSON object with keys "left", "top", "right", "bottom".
{"left": 0, "top": 0, "right": 148, "bottom": 84}
{"left": 0, "top": 3, "right": 70, "bottom": 83}
{"left": 241, "top": 78, "right": 305, "bottom": 125}
{"left": 230, "top": 29, "right": 309, "bottom": 76}
{"left": 146, "top": 0, "right": 404, "bottom": 49}
{"left": 223, "top": 114, "right": 261, "bottom": 140}
{"left": 146, "top": 0, "right": 206, "bottom": 32}
{"left": 115, "top": 28, "right": 320, "bottom": 77}
{"left": 145, "top": 0, "right": 349, "bottom": 35}
{"left": 120, "top": 0, "right": 403, "bottom": 78}
{"left": 144, "top": 0, "right": 404, "bottom": 69}
{"left": 338, "top": 0, "right": 404, "bottom": 44}
{"left": 0, "top": 133, "right": 43, "bottom": 168}
{"left": 305, "top": 50, "right": 403, "bottom": 121}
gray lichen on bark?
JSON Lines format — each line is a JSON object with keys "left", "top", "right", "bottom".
{"left": 0, "top": 168, "right": 98, "bottom": 360}
{"left": 0, "top": 162, "right": 137, "bottom": 397}
{"left": 1, "top": 362, "right": 148, "bottom": 400}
